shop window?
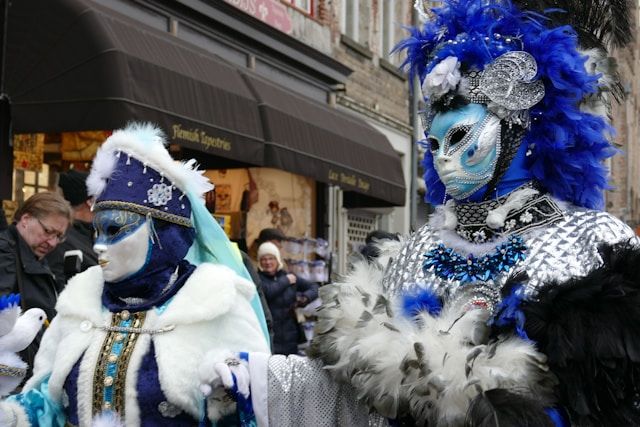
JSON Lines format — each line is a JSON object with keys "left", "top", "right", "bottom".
{"left": 346, "top": 211, "right": 379, "bottom": 254}
{"left": 379, "top": 0, "right": 395, "bottom": 59}
{"left": 13, "top": 164, "right": 50, "bottom": 205}
{"left": 282, "top": 0, "right": 314, "bottom": 16}
{"left": 341, "top": 0, "right": 370, "bottom": 47}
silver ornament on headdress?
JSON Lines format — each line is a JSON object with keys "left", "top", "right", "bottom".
{"left": 479, "top": 51, "right": 545, "bottom": 111}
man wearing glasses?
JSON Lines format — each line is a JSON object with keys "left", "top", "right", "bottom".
{"left": 0, "top": 191, "right": 72, "bottom": 369}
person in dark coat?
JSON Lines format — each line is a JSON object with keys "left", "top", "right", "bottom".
{"left": 46, "top": 170, "right": 98, "bottom": 287}
{"left": 257, "top": 242, "right": 318, "bottom": 355}
{"left": 241, "top": 249, "right": 275, "bottom": 349}
{"left": 0, "top": 191, "right": 72, "bottom": 369}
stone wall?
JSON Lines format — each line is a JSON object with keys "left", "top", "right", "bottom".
{"left": 608, "top": 3, "right": 640, "bottom": 229}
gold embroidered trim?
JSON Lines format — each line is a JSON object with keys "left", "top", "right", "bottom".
{"left": 94, "top": 201, "right": 192, "bottom": 227}
{"left": 0, "top": 364, "right": 26, "bottom": 377}
{"left": 113, "top": 312, "right": 145, "bottom": 414}
{"left": 92, "top": 311, "right": 147, "bottom": 417}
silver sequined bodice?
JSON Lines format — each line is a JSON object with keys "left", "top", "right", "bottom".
{"left": 382, "top": 205, "right": 637, "bottom": 308}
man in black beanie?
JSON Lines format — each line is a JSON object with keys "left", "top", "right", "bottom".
{"left": 46, "top": 169, "right": 98, "bottom": 287}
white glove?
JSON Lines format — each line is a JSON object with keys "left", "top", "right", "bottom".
{"left": 199, "top": 351, "right": 250, "bottom": 399}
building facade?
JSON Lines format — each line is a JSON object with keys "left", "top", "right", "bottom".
{"left": 2, "top": 0, "right": 417, "bottom": 277}
{"left": 608, "top": 1, "right": 640, "bottom": 232}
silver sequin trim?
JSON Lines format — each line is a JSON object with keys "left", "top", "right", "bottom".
{"left": 268, "top": 355, "right": 389, "bottom": 426}
{"left": 382, "top": 206, "right": 639, "bottom": 302}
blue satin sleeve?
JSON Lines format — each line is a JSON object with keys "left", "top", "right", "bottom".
{"left": 7, "top": 375, "right": 65, "bottom": 427}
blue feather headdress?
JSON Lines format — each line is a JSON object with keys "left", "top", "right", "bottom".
{"left": 399, "top": 0, "right": 621, "bottom": 209}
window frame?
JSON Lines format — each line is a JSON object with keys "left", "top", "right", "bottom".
{"left": 281, "top": 0, "right": 315, "bottom": 16}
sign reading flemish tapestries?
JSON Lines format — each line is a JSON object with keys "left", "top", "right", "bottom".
{"left": 171, "top": 124, "right": 232, "bottom": 152}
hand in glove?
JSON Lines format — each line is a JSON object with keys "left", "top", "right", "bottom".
{"left": 198, "top": 351, "right": 250, "bottom": 399}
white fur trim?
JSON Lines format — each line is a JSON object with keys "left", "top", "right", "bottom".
{"left": 248, "top": 352, "right": 270, "bottom": 427}
{"left": 157, "top": 263, "right": 254, "bottom": 327}
{"left": 442, "top": 199, "right": 458, "bottom": 230}
{"left": 0, "top": 400, "right": 30, "bottom": 427}
{"left": 77, "top": 327, "right": 108, "bottom": 426}
{"left": 87, "top": 123, "right": 213, "bottom": 200}
{"left": 56, "top": 266, "right": 104, "bottom": 324}
{"left": 92, "top": 411, "right": 125, "bottom": 427}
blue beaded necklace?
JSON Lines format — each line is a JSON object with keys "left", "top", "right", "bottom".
{"left": 423, "top": 235, "right": 527, "bottom": 282}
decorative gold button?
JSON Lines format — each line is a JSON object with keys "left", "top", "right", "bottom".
{"left": 103, "top": 402, "right": 112, "bottom": 410}
{"left": 120, "top": 310, "right": 130, "bottom": 320}
{"left": 108, "top": 353, "right": 118, "bottom": 363}
{"left": 114, "top": 333, "right": 124, "bottom": 342}
{"left": 104, "top": 376, "right": 114, "bottom": 387}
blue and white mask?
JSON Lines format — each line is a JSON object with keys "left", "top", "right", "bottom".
{"left": 93, "top": 209, "right": 152, "bottom": 282}
{"left": 427, "top": 104, "right": 501, "bottom": 200}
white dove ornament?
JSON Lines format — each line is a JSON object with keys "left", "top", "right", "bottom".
{"left": 0, "top": 294, "right": 47, "bottom": 397}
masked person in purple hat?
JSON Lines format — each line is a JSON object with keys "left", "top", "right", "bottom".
{"left": 0, "top": 123, "right": 270, "bottom": 426}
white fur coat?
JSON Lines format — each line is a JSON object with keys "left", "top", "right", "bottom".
{"left": 14, "top": 263, "right": 269, "bottom": 426}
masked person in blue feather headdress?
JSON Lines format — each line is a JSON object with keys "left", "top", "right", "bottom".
{"left": 10, "top": 0, "right": 640, "bottom": 424}
{"left": 305, "top": 0, "right": 640, "bottom": 425}
{"left": 0, "top": 123, "right": 270, "bottom": 426}
{"left": 220, "top": 0, "right": 640, "bottom": 426}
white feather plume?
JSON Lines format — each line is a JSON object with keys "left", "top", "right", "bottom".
{"left": 313, "top": 251, "right": 555, "bottom": 425}
{"left": 87, "top": 122, "right": 213, "bottom": 200}
{"left": 405, "top": 304, "right": 553, "bottom": 425}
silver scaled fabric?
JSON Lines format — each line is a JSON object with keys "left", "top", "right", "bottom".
{"left": 264, "top": 204, "right": 636, "bottom": 426}
{"left": 267, "top": 355, "right": 389, "bottom": 427}
{"left": 383, "top": 204, "right": 639, "bottom": 303}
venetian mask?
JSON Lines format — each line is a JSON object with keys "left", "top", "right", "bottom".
{"left": 427, "top": 103, "right": 501, "bottom": 200}
{"left": 93, "top": 209, "right": 152, "bottom": 282}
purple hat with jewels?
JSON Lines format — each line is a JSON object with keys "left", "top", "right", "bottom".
{"left": 87, "top": 123, "right": 213, "bottom": 227}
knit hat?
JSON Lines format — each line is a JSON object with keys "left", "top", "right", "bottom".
{"left": 257, "top": 241, "right": 284, "bottom": 271}
{"left": 58, "top": 170, "right": 89, "bottom": 206}
{"left": 258, "top": 228, "right": 286, "bottom": 243}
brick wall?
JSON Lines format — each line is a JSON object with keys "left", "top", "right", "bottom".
{"left": 608, "top": 2, "right": 640, "bottom": 228}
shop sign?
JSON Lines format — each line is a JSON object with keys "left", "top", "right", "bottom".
{"left": 223, "top": 0, "right": 293, "bottom": 34}
{"left": 13, "top": 133, "right": 44, "bottom": 172}
{"left": 328, "top": 169, "right": 371, "bottom": 192}
{"left": 170, "top": 124, "right": 232, "bottom": 152}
